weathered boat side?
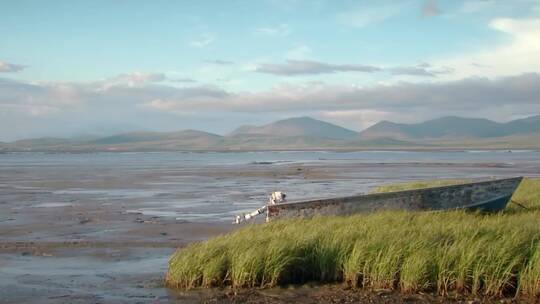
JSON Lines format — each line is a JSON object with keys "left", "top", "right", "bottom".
{"left": 266, "top": 177, "right": 523, "bottom": 221}
{"left": 464, "top": 194, "right": 514, "bottom": 212}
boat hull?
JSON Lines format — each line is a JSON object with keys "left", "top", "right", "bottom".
{"left": 266, "top": 177, "right": 523, "bottom": 221}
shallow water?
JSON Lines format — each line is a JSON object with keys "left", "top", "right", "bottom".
{"left": 1, "top": 150, "right": 539, "bottom": 222}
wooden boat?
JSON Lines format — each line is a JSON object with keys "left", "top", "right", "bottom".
{"left": 266, "top": 177, "right": 523, "bottom": 221}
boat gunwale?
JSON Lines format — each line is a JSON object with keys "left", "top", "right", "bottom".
{"left": 269, "top": 176, "right": 523, "bottom": 209}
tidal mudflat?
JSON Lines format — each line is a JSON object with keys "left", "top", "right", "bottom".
{"left": 1, "top": 151, "right": 539, "bottom": 303}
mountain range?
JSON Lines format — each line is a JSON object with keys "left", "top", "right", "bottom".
{"left": 1, "top": 115, "right": 540, "bottom": 152}
{"left": 360, "top": 116, "right": 540, "bottom": 139}
{"left": 231, "top": 116, "right": 358, "bottom": 139}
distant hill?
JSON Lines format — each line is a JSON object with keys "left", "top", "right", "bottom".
{"left": 2, "top": 115, "right": 540, "bottom": 152}
{"left": 504, "top": 115, "right": 540, "bottom": 134}
{"left": 359, "top": 115, "right": 540, "bottom": 140}
{"left": 9, "top": 137, "right": 79, "bottom": 149}
{"left": 230, "top": 116, "right": 359, "bottom": 139}
{"left": 92, "top": 130, "right": 222, "bottom": 145}
{"left": 2, "top": 130, "right": 223, "bottom": 152}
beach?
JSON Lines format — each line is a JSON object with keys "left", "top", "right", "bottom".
{"left": 1, "top": 151, "right": 539, "bottom": 303}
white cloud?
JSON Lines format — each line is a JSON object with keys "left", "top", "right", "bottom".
{"left": 434, "top": 17, "right": 540, "bottom": 79}
{"left": 205, "top": 59, "right": 235, "bottom": 65}
{"left": 389, "top": 65, "right": 453, "bottom": 77}
{"left": 104, "top": 72, "right": 166, "bottom": 87}
{"left": 254, "top": 24, "right": 291, "bottom": 36}
{"left": 0, "top": 61, "right": 27, "bottom": 73}
{"left": 144, "top": 99, "right": 176, "bottom": 110}
{"left": 255, "top": 60, "right": 380, "bottom": 75}
{"left": 189, "top": 34, "right": 215, "bottom": 48}
{"left": 337, "top": 3, "right": 404, "bottom": 28}
{"left": 251, "top": 59, "right": 451, "bottom": 78}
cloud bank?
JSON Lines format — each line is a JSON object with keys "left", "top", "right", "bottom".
{"left": 254, "top": 60, "right": 381, "bottom": 76}
{"left": 2, "top": 72, "right": 539, "bottom": 122}
{"left": 0, "top": 61, "right": 27, "bottom": 73}
{"left": 254, "top": 60, "right": 452, "bottom": 77}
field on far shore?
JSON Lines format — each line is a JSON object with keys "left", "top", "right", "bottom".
{"left": 166, "top": 178, "right": 540, "bottom": 300}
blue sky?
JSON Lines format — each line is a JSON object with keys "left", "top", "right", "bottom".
{"left": 1, "top": 0, "right": 540, "bottom": 140}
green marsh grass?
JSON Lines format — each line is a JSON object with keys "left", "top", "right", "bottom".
{"left": 166, "top": 178, "right": 540, "bottom": 299}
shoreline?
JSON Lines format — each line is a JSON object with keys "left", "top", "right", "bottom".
{"left": 1, "top": 148, "right": 539, "bottom": 154}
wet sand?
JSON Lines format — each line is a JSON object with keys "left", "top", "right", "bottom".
{"left": 1, "top": 151, "right": 539, "bottom": 303}
{"left": 0, "top": 206, "right": 233, "bottom": 303}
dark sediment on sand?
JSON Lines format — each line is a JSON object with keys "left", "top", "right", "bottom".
{"left": 170, "top": 285, "right": 523, "bottom": 304}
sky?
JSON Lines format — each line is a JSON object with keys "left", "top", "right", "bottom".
{"left": 1, "top": 0, "right": 540, "bottom": 141}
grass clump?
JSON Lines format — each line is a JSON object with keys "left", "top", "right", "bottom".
{"left": 373, "top": 179, "right": 471, "bottom": 194}
{"left": 166, "top": 178, "right": 540, "bottom": 299}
